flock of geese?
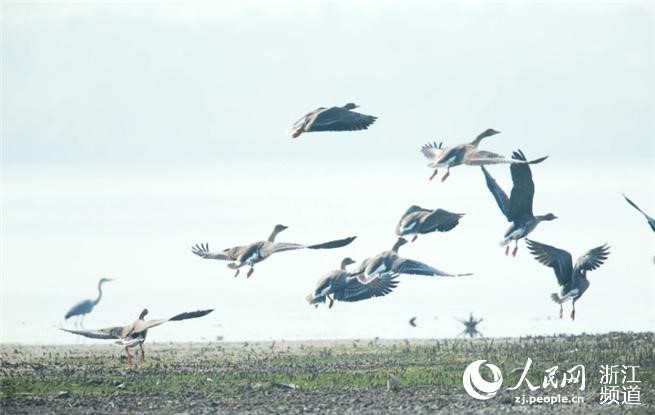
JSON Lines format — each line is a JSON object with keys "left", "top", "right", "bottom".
{"left": 60, "top": 103, "right": 653, "bottom": 362}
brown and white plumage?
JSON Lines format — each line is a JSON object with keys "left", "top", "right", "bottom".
{"left": 354, "top": 238, "right": 472, "bottom": 283}
{"left": 526, "top": 239, "right": 610, "bottom": 320}
{"left": 192, "top": 224, "right": 356, "bottom": 278}
{"left": 481, "top": 150, "right": 555, "bottom": 256}
{"left": 306, "top": 258, "right": 399, "bottom": 308}
{"left": 60, "top": 308, "right": 214, "bottom": 363}
{"left": 395, "top": 205, "right": 464, "bottom": 242}
{"left": 291, "top": 103, "right": 377, "bottom": 138}
{"left": 421, "top": 129, "right": 547, "bottom": 182}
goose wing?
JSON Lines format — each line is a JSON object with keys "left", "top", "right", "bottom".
{"left": 420, "top": 209, "right": 465, "bottom": 233}
{"left": 481, "top": 166, "right": 511, "bottom": 220}
{"left": 623, "top": 194, "right": 655, "bottom": 231}
{"left": 307, "top": 107, "right": 377, "bottom": 133}
{"left": 132, "top": 309, "right": 215, "bottom": 333}
{"left": 191, "top": 243, "right": 232, "bottom": 260}
{"left": 263, "top": 236, "right": 356, "bottom": 256}
{"left": 392, "top": 257, "right": 471, "bottom": 277}
{"left": 575, "top": 244, "right": 610, "bottom": 272}
{"left": 525, "top": 239, "right": 573, "bottom": 286}
{"left": 60, "top": 326, "right": 124, "bottom": 340}
{"left": 420, "top": 141, "right": 446, "bottom": 161}
{"left": 508, "top": 150, "right": 538, "bottom": 223}
{"left": 340, "top": 274, "right": 399, "bottom": 302}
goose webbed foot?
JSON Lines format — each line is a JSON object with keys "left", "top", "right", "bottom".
{"left": 125, "top": 347, "right": 133, "bottom": 365}
{"left": 233, "top": 269, "right": 240, "bottom": 278}
{"left": 512, "top": 242, "right": 518, "bottom": 257}
{"left": 441, "top": 170, "right": 450, "bottom": 182}
{"left": 505, "top": 245, "right": 510, "bottom": 256}
{"left": 559, "top": 305, "right": 563, "bottom": 319}
{"left": 429, "top": 169, "right": 438, "bottom": 181}
{"left": 246, "top": 268, "right": 254, "bottom": 278}
{"left": 139, "top": 344, "right": 145, "bottom": 361}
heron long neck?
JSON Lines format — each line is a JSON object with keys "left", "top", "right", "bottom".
{"left": 94, "top": 281, "right": 104, "bottom": 305}
{"left": 268, "top": 227, "right": 283, "bottom": 242}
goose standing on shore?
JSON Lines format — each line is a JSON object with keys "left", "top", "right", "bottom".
{"left": 192, "top": 225, "right": 356, "bottom": 278}
{"left": 290, "top": 103, "right": 377, "bottom": 138}
{"left": 395, "top": 205, "right": 464, "bottom": 242}
{"left": 526, "top": 239, "right": 610, "bottom": 320}
{"left": 354, "top": 238, "right": 472, "bottom": 284}
{"left": 481, "top": 150, "right": 555, "bottom": 256}
{"left": 623, "top": 194, "right": 655, "bottom": 232}
{"left": 421, "top": 129, "right": 547, "bottom": 182}
{"left": 64, "top": 278, "right": 113, "bottom": 328}
{"left": 61, "top": 308, "right": 214, "bottom": 363}
{"left": 306, "top": 258, "right": 399, "bottom": 308}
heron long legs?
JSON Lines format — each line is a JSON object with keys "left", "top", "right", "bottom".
{"left": 571, "top": 301, "right": 576, "bottom": 321}
{"left": 328, "top": 295, "right": 334, "bottom": 309}
{"left": 559, "top": 304, "right": 563, "bottom": 319}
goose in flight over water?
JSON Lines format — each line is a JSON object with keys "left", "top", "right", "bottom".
{"left": 354, "top": 238, "right": 472, "bottom": 284}
{"left": 306, "top": 258, "right": 399, "bottom": 308}
{"left": 421, "top": 129, "right": 547, "bottom": 182}
{"left": 481, "top": 150, "right": 555, "bottom": 256}
{"left": 61, "top": 308, "right": 214, "bottom": 363}
{"left": 64, "top": 278, "right": 113, "bottom": 328}
{"left": 290, "top": 103, "right": 377, "bottom": 138}
{"left": 192, "top": 224, "right": 356, "bottom": 278}
{"left": 623, "top": 194, "right": 655, "bottom": 232}
{"left": 395, "top": 205, "right": 464, "bottom": 242}
{"left": 526, "top": 239, "right": 610, "bottom": 320}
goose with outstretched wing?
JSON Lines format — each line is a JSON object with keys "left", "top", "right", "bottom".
{"left": 481, "top": 149, "right": 555, "bottom": 256}
{"left": 306, "top": 258, "right": 399, "bottom": 308}
{"left": 192, "top": 224, "right": 356, "bottom": 278}
{"left": 623, "top": 194, "right": 655, "bottom": 232}
{"left": 291, "top": 103, "right": 377, "bottom": 138}
{"left": 526, "top": 239, "right": 609, "bottom": 320}
{"left": 61, "top": 308, "right": 214, "bottom": 363}
{"left": 395, "top": 205, "right": 465, "bottom": 242}
{"left": 421, "top": 129, "right": 547, "bottom": 182}
{"left": 354, "top": 238, "right": 472, "bottom": 284}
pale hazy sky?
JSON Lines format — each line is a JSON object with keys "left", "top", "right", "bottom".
{"left": 2, "top": 2, "right": 654, "bottom": 344}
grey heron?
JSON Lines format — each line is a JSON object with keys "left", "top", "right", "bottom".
{"left": 64, "top": 278, "right": 113, "bottom": 328}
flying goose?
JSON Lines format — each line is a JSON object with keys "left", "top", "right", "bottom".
{"left": 481, "top": 150, "right": 555, "bottom": 256}
{"left": 290, "top": 103, "right": 377, "bottom": 138}
{"left": 623, "top": 194, "right": 655, "bottom": 232}
{"left": 395, "top": 205, "right": 464, "bottom": 242}
{"left": 61, "top": 308, "right": 214, "bottom": 363}
{"left": 421, "top": 129, "right": 547, "bottom": 182}
{"left": 526, "top": 239, "right": 610, "bottom": 320}
{"left": 192, "top": 225, "right": 356, "bottom": 278}
{"left": 354, "top": 238, "right": 472, "bottom": 283}
{"left": 306, "top": 258, "right": 399, "bottom": 308}
{"left": 64, "top": 278, "right": 113, "bottom": 328}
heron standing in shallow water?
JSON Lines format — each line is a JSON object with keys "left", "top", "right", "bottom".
{"left": 64, "top": 278, "right": 113, "bottom": 328}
